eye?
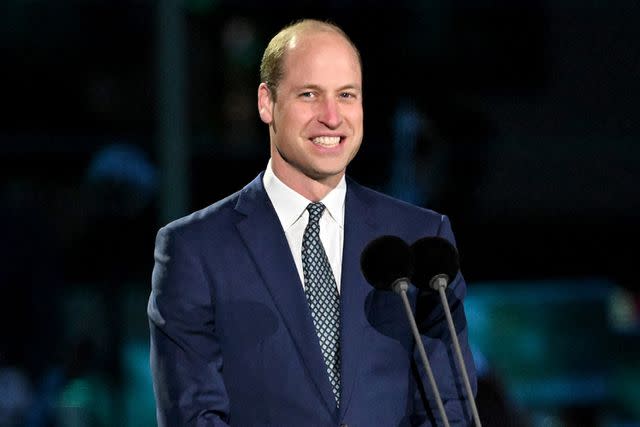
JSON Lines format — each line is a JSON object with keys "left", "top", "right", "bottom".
{"left": 300, "top": 91, "right": 316, "bottom": 99}
{"left": 339, "top": 92, "right": 357, "bottom": 100}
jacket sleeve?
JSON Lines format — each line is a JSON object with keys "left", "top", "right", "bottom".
{"left": 148, "top": 225, "right": 231, "bottom": 426}
{"left": 412, "top": 215, "right": 478, "bottom": 426}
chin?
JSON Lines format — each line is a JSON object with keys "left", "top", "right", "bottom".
{"left": 309, "top": 165, "right": 346, "bottom": 181}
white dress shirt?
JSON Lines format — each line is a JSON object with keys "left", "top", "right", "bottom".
{"left": 263, "top": 159, "right": 346, "bottom": 293}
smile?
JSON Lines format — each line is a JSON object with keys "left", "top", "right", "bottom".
{"left": 311, "top": 136, "right": 341, "bottom": 147}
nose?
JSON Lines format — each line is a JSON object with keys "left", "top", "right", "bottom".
{"left": 317, "top": 97, "right": 343, "bottom": 129}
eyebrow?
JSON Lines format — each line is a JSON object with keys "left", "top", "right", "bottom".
{"left": 294, "top": 84, "right": 362, "bottom": 93}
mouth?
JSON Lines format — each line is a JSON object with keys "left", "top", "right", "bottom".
{"left": 311, "top": 136, "right": 342, "bottom": 148}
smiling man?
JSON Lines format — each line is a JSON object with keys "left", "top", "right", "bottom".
{"left": 148, "top": 19, "right": 477, "bottom": 426}
{"left": 258, "top": 22, "right": 363, "bottom": 200}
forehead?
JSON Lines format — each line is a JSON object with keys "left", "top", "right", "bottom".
{"left": 282, "top": 30, "right": 361, "bottom": 80}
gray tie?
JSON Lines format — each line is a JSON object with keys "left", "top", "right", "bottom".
{"left": 302, "top": 202, "right": 341, "bottom": 404}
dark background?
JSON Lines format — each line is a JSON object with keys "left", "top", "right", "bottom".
{"left": 1, "top": 1, "right": 639, "bottom": 426}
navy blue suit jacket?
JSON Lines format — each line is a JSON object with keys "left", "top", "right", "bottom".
{"left": 148, "top": 173, "right": 476, "bottom": 426}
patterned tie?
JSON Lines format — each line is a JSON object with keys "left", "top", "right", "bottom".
{"left": 302, "top": 202, "right": 341, "bottom": 404}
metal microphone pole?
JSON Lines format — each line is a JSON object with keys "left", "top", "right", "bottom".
{"left": 392, "top": 279, "right": 451, "bottom": 427}
{"left": 431, "top": 275, "right": 482, "bottom": 427}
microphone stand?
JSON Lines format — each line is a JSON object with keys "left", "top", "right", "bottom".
{"left": 431, "top": 274, "right": 482, "bottom": 427}
{"left": 392, "top": 279, "right": 451, "bottom": 427}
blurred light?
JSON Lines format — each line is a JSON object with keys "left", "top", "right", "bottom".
{"left": 609, "top": 286, "right": 639, "bottom": 333}
{"left": 86, "top": 143, "right": 157, "bottom": 197}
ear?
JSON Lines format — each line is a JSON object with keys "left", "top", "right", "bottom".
{"left": 258, "top": 83, "right": 274, "bottom": 124}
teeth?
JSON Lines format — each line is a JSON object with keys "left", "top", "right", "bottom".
{"left": 312, "top": 136, "right": 340, "bottom": 147}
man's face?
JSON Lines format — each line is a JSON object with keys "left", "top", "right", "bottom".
{"left": 258, "top": 31, "right": 363, "bottom": 188}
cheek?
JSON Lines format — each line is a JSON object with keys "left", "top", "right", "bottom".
{"left": 279, "top": 107, "right": 309, "bottom": 128}
{"left": 345, "top": 106, "right": 363, "bottom": 125}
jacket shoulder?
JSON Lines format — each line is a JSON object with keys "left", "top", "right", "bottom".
{"left": 157, "top": 190, "right": 242, "bottom": 244}
{"left": 349, "top": 178, "right": 444, "bottom": 221}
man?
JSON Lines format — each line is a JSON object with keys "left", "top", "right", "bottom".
{"left": 148, "top": 19, "right": 476, "bottom": 426}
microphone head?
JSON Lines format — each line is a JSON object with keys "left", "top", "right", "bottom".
{"left": 410, "top": 236, "right": 460, "bottom": 289}
{"left": 360, "top": 235, "right": 413, "bottom": 290}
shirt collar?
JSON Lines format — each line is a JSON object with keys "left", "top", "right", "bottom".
{"left": 263, "top": 159, "right": 346, "bottom": 230}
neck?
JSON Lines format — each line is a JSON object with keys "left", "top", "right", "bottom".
{"left": 270, "top": 157, "right": 342, "bottom": 202}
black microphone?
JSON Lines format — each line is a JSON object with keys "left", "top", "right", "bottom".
{"left": 360, "top": 235, "right": 413, "bottom": 292}
{"left": 410, "top": 236, "right": 459, "bottom": 291}
{"left": 410, "top": 236, "right": 482, "bottom": 427}
{"left": 361, "top": 235, "right": 451, "bottom": 427}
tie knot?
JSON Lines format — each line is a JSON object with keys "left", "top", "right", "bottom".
{"left": 306, "top": 202, "right": 325, "bottom": 224}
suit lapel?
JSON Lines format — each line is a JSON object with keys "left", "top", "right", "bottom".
{"left": 338, "top": 180, "right": 378, "bottom": 416}
{"left": 234, "top": 174, "right": 339, "bottom": 416}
